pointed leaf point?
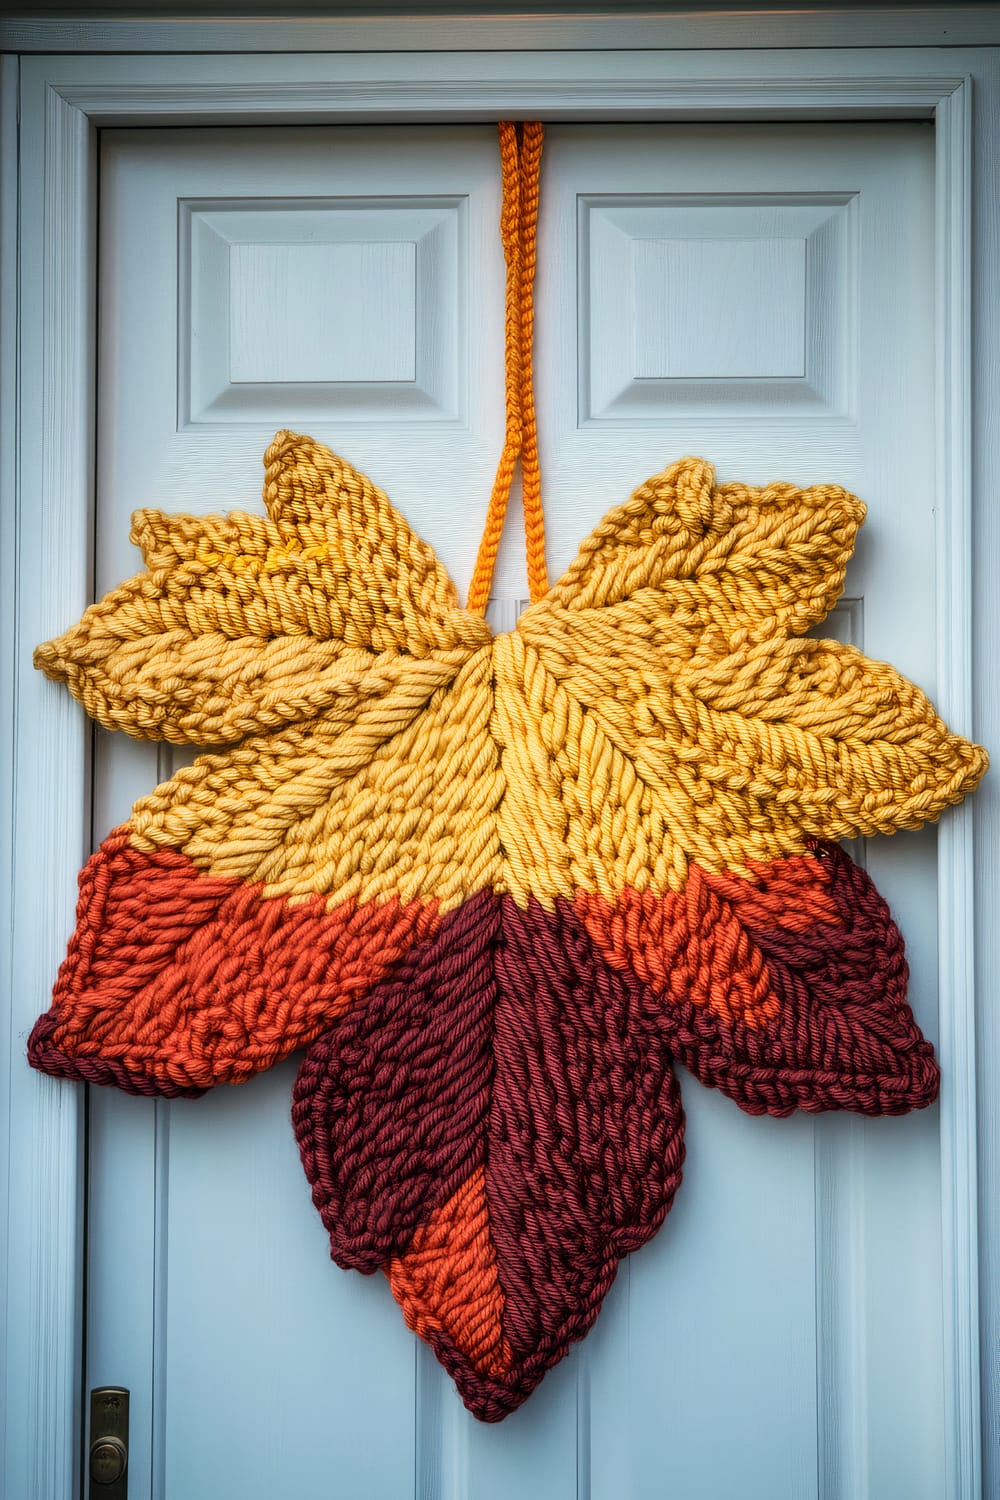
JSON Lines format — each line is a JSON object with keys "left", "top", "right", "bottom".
{"left": 388, "top": 1167, "right": 511, "bottom": 1379}
{"left": 661, "top": 454, "right": 720, "bottom": 533}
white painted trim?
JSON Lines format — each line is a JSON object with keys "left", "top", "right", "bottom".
{"left": 2, "top": 46, "right": 991, "bottom": 1500}
{"left": 2, "top": 8, "right": 1000, "bottom": 53}
{"left": 933, "top": 78, "right": 982, "bottom": 1500}
{"left": 0, "top": 49, "right": 17, "bottom": 1500}
{"left": 9, "top": 53, "right": 977, "bottom": 126}
{"left": 3, "top": 62, "right": 96, "bottom": 1500}
{"left": 970, "top": 46, "right": 1000, "bottom": 1500}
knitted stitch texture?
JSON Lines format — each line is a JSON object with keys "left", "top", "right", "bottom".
{"left": 29, "top": 431, "right": 988, "bottom": 1419}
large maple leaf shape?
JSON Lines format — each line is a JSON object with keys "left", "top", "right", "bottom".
{"left": 29, "top": 431, "right": 988, "bottom": 1420}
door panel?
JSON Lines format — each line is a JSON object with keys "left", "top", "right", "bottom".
{"left": 88, "top": 122, "right": 938, "bottom": 1498}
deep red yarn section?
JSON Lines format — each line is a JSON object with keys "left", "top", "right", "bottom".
{"left": 293, "top": 890, "right": 686, "bottom": 1421}
{"left": 28, "top": 830, "right": 940, "bottom": 1420}
{"left": 293, "top": 889, "right": 498, "bottom": 1273}
{"left": 292, "top": 842, "right": 938, "bottom": 1419}
{"left": 619, "top": 843, "right": 939, "bottom": 1117}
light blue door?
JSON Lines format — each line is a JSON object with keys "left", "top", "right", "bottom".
{"left": 85, "top": 120, "right": 942, "bottom": 1498}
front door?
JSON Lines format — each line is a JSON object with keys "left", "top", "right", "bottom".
{"left": 85, "top": 120, "right": 942, "bottom": 1498}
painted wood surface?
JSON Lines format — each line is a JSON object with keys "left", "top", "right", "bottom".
{"left": 3, "top": 7, "right": 1000, "bottom": 54}
{"left": 73, "top": 119, "right": 953, "bottom": 1499}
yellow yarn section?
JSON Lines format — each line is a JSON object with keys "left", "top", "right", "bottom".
{"left": 193, "top": 540, "right": 333, "bottom": 574}
{"left": 260, "top": 430, "right": 489, "bottom": 655}
{"left": 505, "top": 615, "right": 982, "bottom": 897}
{"left": 34, "top": 435, "right": 490, "bottom": 745}
{"left": 35, "top": 434, "right": 989, "bottom": 919}
{"left": 130, "top": 646, "right": 502, "bottom": 914}
{"left": 493, "top": 631, "right": 685, "bottom": 905}
{"left": 33, "top": 629, "right": 468, "bottom": 747}
{"left": 546, "top": 458, "right": 866, "bottom": 636}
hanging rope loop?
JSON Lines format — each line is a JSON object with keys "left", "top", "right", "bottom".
{"left": 467, "top": 121, "right": 548, "bottom": 616}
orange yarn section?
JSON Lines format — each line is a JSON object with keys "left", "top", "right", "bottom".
{"left": 574, "top": 855, "right": 841, "bottom": 1032}
{"left": 388, "top": 1166, "right": 512, "bottom": 1378}
{"left": 467, "top": 121, "right": 548, "bottom": 614}
{"left": 32, "top": 828, "right": 442, "bottom": 1092}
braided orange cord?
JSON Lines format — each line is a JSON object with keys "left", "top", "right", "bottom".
{"left": 516, "top": 123, "right": 547, "bottom": 605}
{"left": 467, "top": 122, "right": 548, "bottom": 615}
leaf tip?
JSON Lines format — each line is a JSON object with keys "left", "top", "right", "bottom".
{"left": 658, "top": 454, "right": 719, "bottom": 533}
{"left": 33, "top": 633, "right": 70, "bottom": 683}
{"left": 833, "top": 491, "right": 866, "bottom": 539}
{"left": 961, "top": 736, "right": 990, "bottom": 793}
{"left": 263, "top": 427, "right": 302, "bottom": 469}
{"left": 128, "top": 507, "right": 168, "bottom": 557}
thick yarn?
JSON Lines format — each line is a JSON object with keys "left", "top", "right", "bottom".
{"left": 468, "top": 121, "right": 546, "bottom": 612}
{"left": 26, "top": 119, "right": 988, "bottom": 1420}
{"left": 29, "top": 432, "right": 988, "bottom": 1418}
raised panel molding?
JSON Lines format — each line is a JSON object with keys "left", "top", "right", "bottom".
{"left": 581, "top": 194, "right": 855, "bottom": 423}
{"left": 181, "top": 198, "right": 465, "bottom": 426}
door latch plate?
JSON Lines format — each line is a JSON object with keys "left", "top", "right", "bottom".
{"left": 89, "top": 1387, "right": 129, "bottom": 1498}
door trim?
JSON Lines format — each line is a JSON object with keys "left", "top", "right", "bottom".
{"left": 0, "top": 49, "right": 990, "bottom": 1500}
{"left": 2, "top": 8, "right": 1000, "bottom": 52}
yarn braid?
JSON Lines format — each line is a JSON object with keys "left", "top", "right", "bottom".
{"left": 467, "top": 122, "right": 548, "bottom": 614}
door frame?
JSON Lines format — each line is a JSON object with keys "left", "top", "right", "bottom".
{"left": 1, "top": 41, "right": 996, "bottom": 1500}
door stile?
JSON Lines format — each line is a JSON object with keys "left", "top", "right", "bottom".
{"left": 4, "top": 74, "right": 96, "bottom": 1500}
{"left": 932, "top": 78, "right": 983, "bottom": 1500}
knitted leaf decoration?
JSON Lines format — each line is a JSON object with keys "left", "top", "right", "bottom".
{"left": 30, "top": 431, "right": 988, "bottom": 1420}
